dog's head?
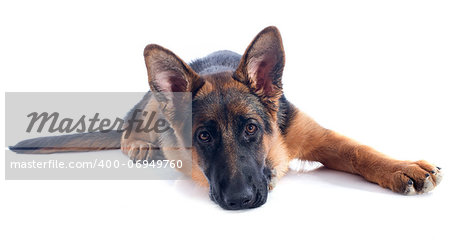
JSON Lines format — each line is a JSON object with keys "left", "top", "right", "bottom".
{"left": 144, "top": 26, "right": 286, "bottom": 210}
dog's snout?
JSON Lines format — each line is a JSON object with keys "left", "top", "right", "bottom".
{"left": 209, "top": 166, "right": 269, "bottom": 210}
{"left": 223, "top": 188, "right": 253, "bottom": 210}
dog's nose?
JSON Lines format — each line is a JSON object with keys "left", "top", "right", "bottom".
{"left": 223, "top": 188, "right": 254, "bottom": 210}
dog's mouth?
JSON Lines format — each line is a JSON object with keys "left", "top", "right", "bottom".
{"left": 208, "top": 166, "right": 272, "bottom": 210}
{"left": 209, "top": 181, "right": 269, "bottom": 210}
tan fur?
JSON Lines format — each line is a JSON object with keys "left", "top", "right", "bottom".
{"left": 284, "top": 109, "right": 441, "bottom": 194}
{"left": 265, "top": 125, "right": 290, "bottom": 189}
{"left": 13, "top": 26, "right": 441, "bottom": 198}
{"left": 123, "top": 26, "right": 442, "bottom": 196}
{"left": 191, "top": 149, "right": 209, "bottom": 187}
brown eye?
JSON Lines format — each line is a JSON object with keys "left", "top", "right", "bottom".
{"left": 245, "top": 124, "right": 258, "bottom": 135}
{"left": 198, "top": 131, "right": 211, "bottom": 142}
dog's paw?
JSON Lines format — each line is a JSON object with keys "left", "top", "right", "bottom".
{"left": 121, "top": 140, "right": 155, "bottom": 162}
{"left": 268, "top": 168, "right": 278, "bottom": 191}
{"left": 390, "top": 160, "right": 443, "bottom": 195}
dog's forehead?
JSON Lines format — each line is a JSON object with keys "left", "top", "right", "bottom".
{"left": 192, "top": 73, "right": 266, "bottom": 126}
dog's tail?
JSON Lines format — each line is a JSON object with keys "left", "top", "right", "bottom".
{"left": 9, "top": 131, "right": 122, "bottom": 154}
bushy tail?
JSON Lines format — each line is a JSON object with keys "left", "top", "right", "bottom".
{"left": 9, "top": 131, "right": 122, "bottom": 154}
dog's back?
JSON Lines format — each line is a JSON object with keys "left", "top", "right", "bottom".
{"left": 189, "top": 50, "right": 241, "bottom": 75}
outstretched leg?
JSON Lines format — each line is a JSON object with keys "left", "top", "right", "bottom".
{"left": 284, "top": 109, "right": 443, "bottom": 194}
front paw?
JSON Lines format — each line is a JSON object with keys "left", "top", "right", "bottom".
{"left": 121, "top": 140, "right": 155, "bottom": 162}
{"left": 268, "top": 168, "right": 278, "bottom": 190}
{"left": 389, "top": 160, "right": 443, "bottom": 195}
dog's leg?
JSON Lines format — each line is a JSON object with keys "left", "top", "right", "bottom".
{"left": 284, "top": 110, "right": 443, "bottom": 194}
{"left": 121, "top": 136, "right": 158, "bottom": 162}
{"left": 120, "top": 95, "right": 161, "bottom": 162}
{"left": 267, "top": 129, "right": 291, "bottom": 190}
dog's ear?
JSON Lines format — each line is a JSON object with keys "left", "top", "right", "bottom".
{"left": 144, "top": 44, "right": 204, "bottom": 94}
{"left": 143, "top": 45, "right": 199, "bottom": 149}
{"left": 233, "top": 26, "right": 285, "bottom": 110}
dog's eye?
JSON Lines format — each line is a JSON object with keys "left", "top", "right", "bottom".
{"left": 245, "top": 124, "right": 258, "bottom": 135}
{"left": 198, "top": 131, "right": 212, "bottom": 143}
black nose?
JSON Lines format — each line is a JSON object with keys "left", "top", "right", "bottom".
{"left": 223, "top": 188, "right": 254, "bottom": 210}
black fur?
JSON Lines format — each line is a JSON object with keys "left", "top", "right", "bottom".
{"left": 277, "top": 95, "right": 296, "bottom": 135}
{"left": 190, "top": 50, "right": 241, "bottom": 75}
{"left": 10, "top": 131, "right": 122, "bottom": 154}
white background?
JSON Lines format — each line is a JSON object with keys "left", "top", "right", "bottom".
{"left": 1, "top": 0, "right": 449, "bottom": 248}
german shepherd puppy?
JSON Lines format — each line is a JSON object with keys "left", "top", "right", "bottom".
{"left": 11, "top": 26, "right": 443, "bottom": 210}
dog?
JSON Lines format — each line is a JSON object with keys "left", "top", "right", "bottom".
{"left": 11, "top": 26, "right": 443, "bottom": 210}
